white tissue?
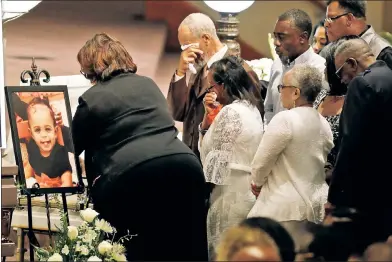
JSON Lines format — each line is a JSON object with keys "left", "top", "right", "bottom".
{"left": 181, "top": 43, "right": 199, "bottom": 75}
{"left": 211, "top": 92, "right": 220, "bottom": 107}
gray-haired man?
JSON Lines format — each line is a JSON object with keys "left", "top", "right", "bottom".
{"left": 167, "top": 13, "right": 260, "bottom": 158}
{"left": 328, "top": 37, "right": 392, "bottom": 251}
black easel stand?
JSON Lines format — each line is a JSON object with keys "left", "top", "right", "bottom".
{"left": 24, "top": 184, "right": 70, "bottom": 262}
{"left": 17, "top": 58, "right": 84, "bottom": 261}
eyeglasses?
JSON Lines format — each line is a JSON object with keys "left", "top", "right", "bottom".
{"left": 324, "top": 12, "right": 350, "bottom": 24}
{"left": 277, "top": 84, "right": 297, "bottom": 93}
{"left": 335, "top": 60, "right": 348, "bottom": 79}
{"left": 80, "top": 70, "right": 88, "bottom": 79}
{"left": 207, "top": 84, "right": 216, "bottom": 93}
{"left": 207, "top": 82, "right": 223, "bottom": 92}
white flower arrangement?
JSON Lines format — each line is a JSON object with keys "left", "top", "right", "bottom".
{"left": 245, "top": 58, "right": 274, "bottom": 82}
{"left": 35, "top": 208, "right": 137, "bottom": 262}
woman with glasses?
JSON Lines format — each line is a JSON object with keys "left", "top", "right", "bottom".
{"left": 248, "top": 64, "right": 333, "bottom": 250}
{"left": 73, "top": 33, "right": 208, "bottom": 261}
{"left": 198, "top": 56, "right": 264, "bottom": 259}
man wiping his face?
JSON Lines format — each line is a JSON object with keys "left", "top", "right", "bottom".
{"left": 167, "top": 13, "right": 262, "bottom": 159}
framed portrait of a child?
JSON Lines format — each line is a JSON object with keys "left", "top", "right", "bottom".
{"left": 5, "top": 86, "right": 84, "bottom": 194}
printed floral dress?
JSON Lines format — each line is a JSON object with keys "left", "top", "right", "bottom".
{"left": 314, "top": 89, "right": 342, "bottom": 176}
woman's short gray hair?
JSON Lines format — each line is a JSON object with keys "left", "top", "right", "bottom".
{"left": 179, "top": 13, "right": 219, "bottom": 39}
{"left": 290, "top": 64, "right": 323, "bottom": 103}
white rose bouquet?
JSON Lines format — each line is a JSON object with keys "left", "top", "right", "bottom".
{"left": 35, "top": 208, "right": 136, "bottom": 262}
{"left": 245, "top": 58, "right": 274, "bottom": 82}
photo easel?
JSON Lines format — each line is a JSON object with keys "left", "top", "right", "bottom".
{"left": 8, "top": 58, "right": 85, "bottom": 262}
{"left": 22, "top": 189, "right": 70, "bottom": 262}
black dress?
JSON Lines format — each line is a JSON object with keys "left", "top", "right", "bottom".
{"left": 72, "top": 73, "right": 208, "bottom": 261}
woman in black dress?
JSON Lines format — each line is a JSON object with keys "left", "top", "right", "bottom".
{"left": 72, "top": 33, "right": 208, "bottom": 261}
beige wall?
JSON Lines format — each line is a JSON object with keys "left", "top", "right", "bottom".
{"left": 189, "top": 1, "right": 386, "bottom": 58}
{"left": 382, "top": 1, "right": 392, "bottom": 33}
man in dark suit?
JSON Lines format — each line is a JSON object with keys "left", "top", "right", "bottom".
{"left": 328, "top": 38, "right": 392, "bottom": 251}
{"left": 167, "top": 13, "right": 261, "bottom": 159}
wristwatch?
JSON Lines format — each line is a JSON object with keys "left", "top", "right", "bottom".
{"left": 198, "top": 123, "right": 208, "bottom": 135}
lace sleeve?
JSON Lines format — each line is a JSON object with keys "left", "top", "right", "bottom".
{"left": 203, "top": 106, "right": 242, "bottom": 185}
{"left": 251, "top": 111, "right": 292, "bottom": 186}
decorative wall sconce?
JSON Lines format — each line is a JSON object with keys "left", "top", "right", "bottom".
{"left": 203, "top": 1, "right": 255, "bottom": 56}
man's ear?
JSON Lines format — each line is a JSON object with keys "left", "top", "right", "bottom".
{"left": 347, "top": 58, "right": 358, "bottom": 70}
{"left": 202, "top": 33, "right": 211, "bottom": 43}
{"left": 300, "top": 31, "right": 309, "bottom": 44}
{"left": 346, "top": 13, "right": 355, "bottom": 26}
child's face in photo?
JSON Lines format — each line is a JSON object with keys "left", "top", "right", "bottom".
{"left": 28, "top": 104, "right": 58, "bottom": 157}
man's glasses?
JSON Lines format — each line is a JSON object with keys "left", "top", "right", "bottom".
{"left": 335, "top": 57, "right": 358, "bottom": 79}
{"left": 277, "top": 84, "right": 297, "bottom": 93}
{"left": 324, "top": 12, "right": 350, "bottom": 24}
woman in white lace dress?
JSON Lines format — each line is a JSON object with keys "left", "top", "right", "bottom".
{"left": 248, "top": 64, "right": 333, "bottom": 250}
{"left": 198, "top": 56, "right": 264, "bottom": 259}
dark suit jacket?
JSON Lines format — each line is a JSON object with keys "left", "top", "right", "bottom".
{"left": 377, "top": 47, "right": 392, "bottom": 70}
{"left": 167, "top": 51, "right": 262, "bottom": 158}
{"left": 328, "top": 61, "right": 392, "bottom": 226}
{"left": 72, "top": 73, "right": 193, "bottom": 188}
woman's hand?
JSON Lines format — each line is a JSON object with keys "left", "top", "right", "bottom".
{"left": 324, "top": 202, "right": 335, "bottom": 216}
{"left": 203, "top": 92, "right": 218, "bottom": 115}
{"left": 251, "top": 182, "right": 262, "bottom": 198}
{"left": 51, "top": 104, "right": 63, "bottom": 126}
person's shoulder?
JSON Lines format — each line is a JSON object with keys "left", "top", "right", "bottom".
{"left": 272, "top": 109, "right": 292, "bottom": 123}
{"left": 360, "top": 61, "right": 392, "bottom": 82}
{"left": 216, "top": 103, "right": 244, "bottom": 121}
{"left": 307, "top": 52, "right": 326, "bottom": 69}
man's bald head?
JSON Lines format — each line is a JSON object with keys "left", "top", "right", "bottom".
{"left": 333, "top": 37, "right": 376, "bottom": 84}
{"left": 334, "top": 38, "right": 374, "bottom": 63}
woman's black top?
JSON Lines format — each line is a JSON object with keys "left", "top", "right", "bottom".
{"left": 72, "top": 73, "right": 194, "bottom": 187}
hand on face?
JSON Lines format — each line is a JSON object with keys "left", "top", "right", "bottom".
{"left": 177, "top": 46, "right": 204, "bottom": 76}
{"left": 203, "top": 92, "right": 218, "bottom": 115}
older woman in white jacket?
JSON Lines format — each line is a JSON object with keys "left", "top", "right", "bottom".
{"left": 248, "top": 64, "right": 333, "bottom": 249}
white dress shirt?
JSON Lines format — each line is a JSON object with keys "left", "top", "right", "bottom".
{"left": 248, "top": 107, "right": 333, "bottom": 223}
{"left": 174, "top": 45, "right": 228, "bottom": 82}
{"left": 264, "top": 47, "right": 326, "bottom": 127}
